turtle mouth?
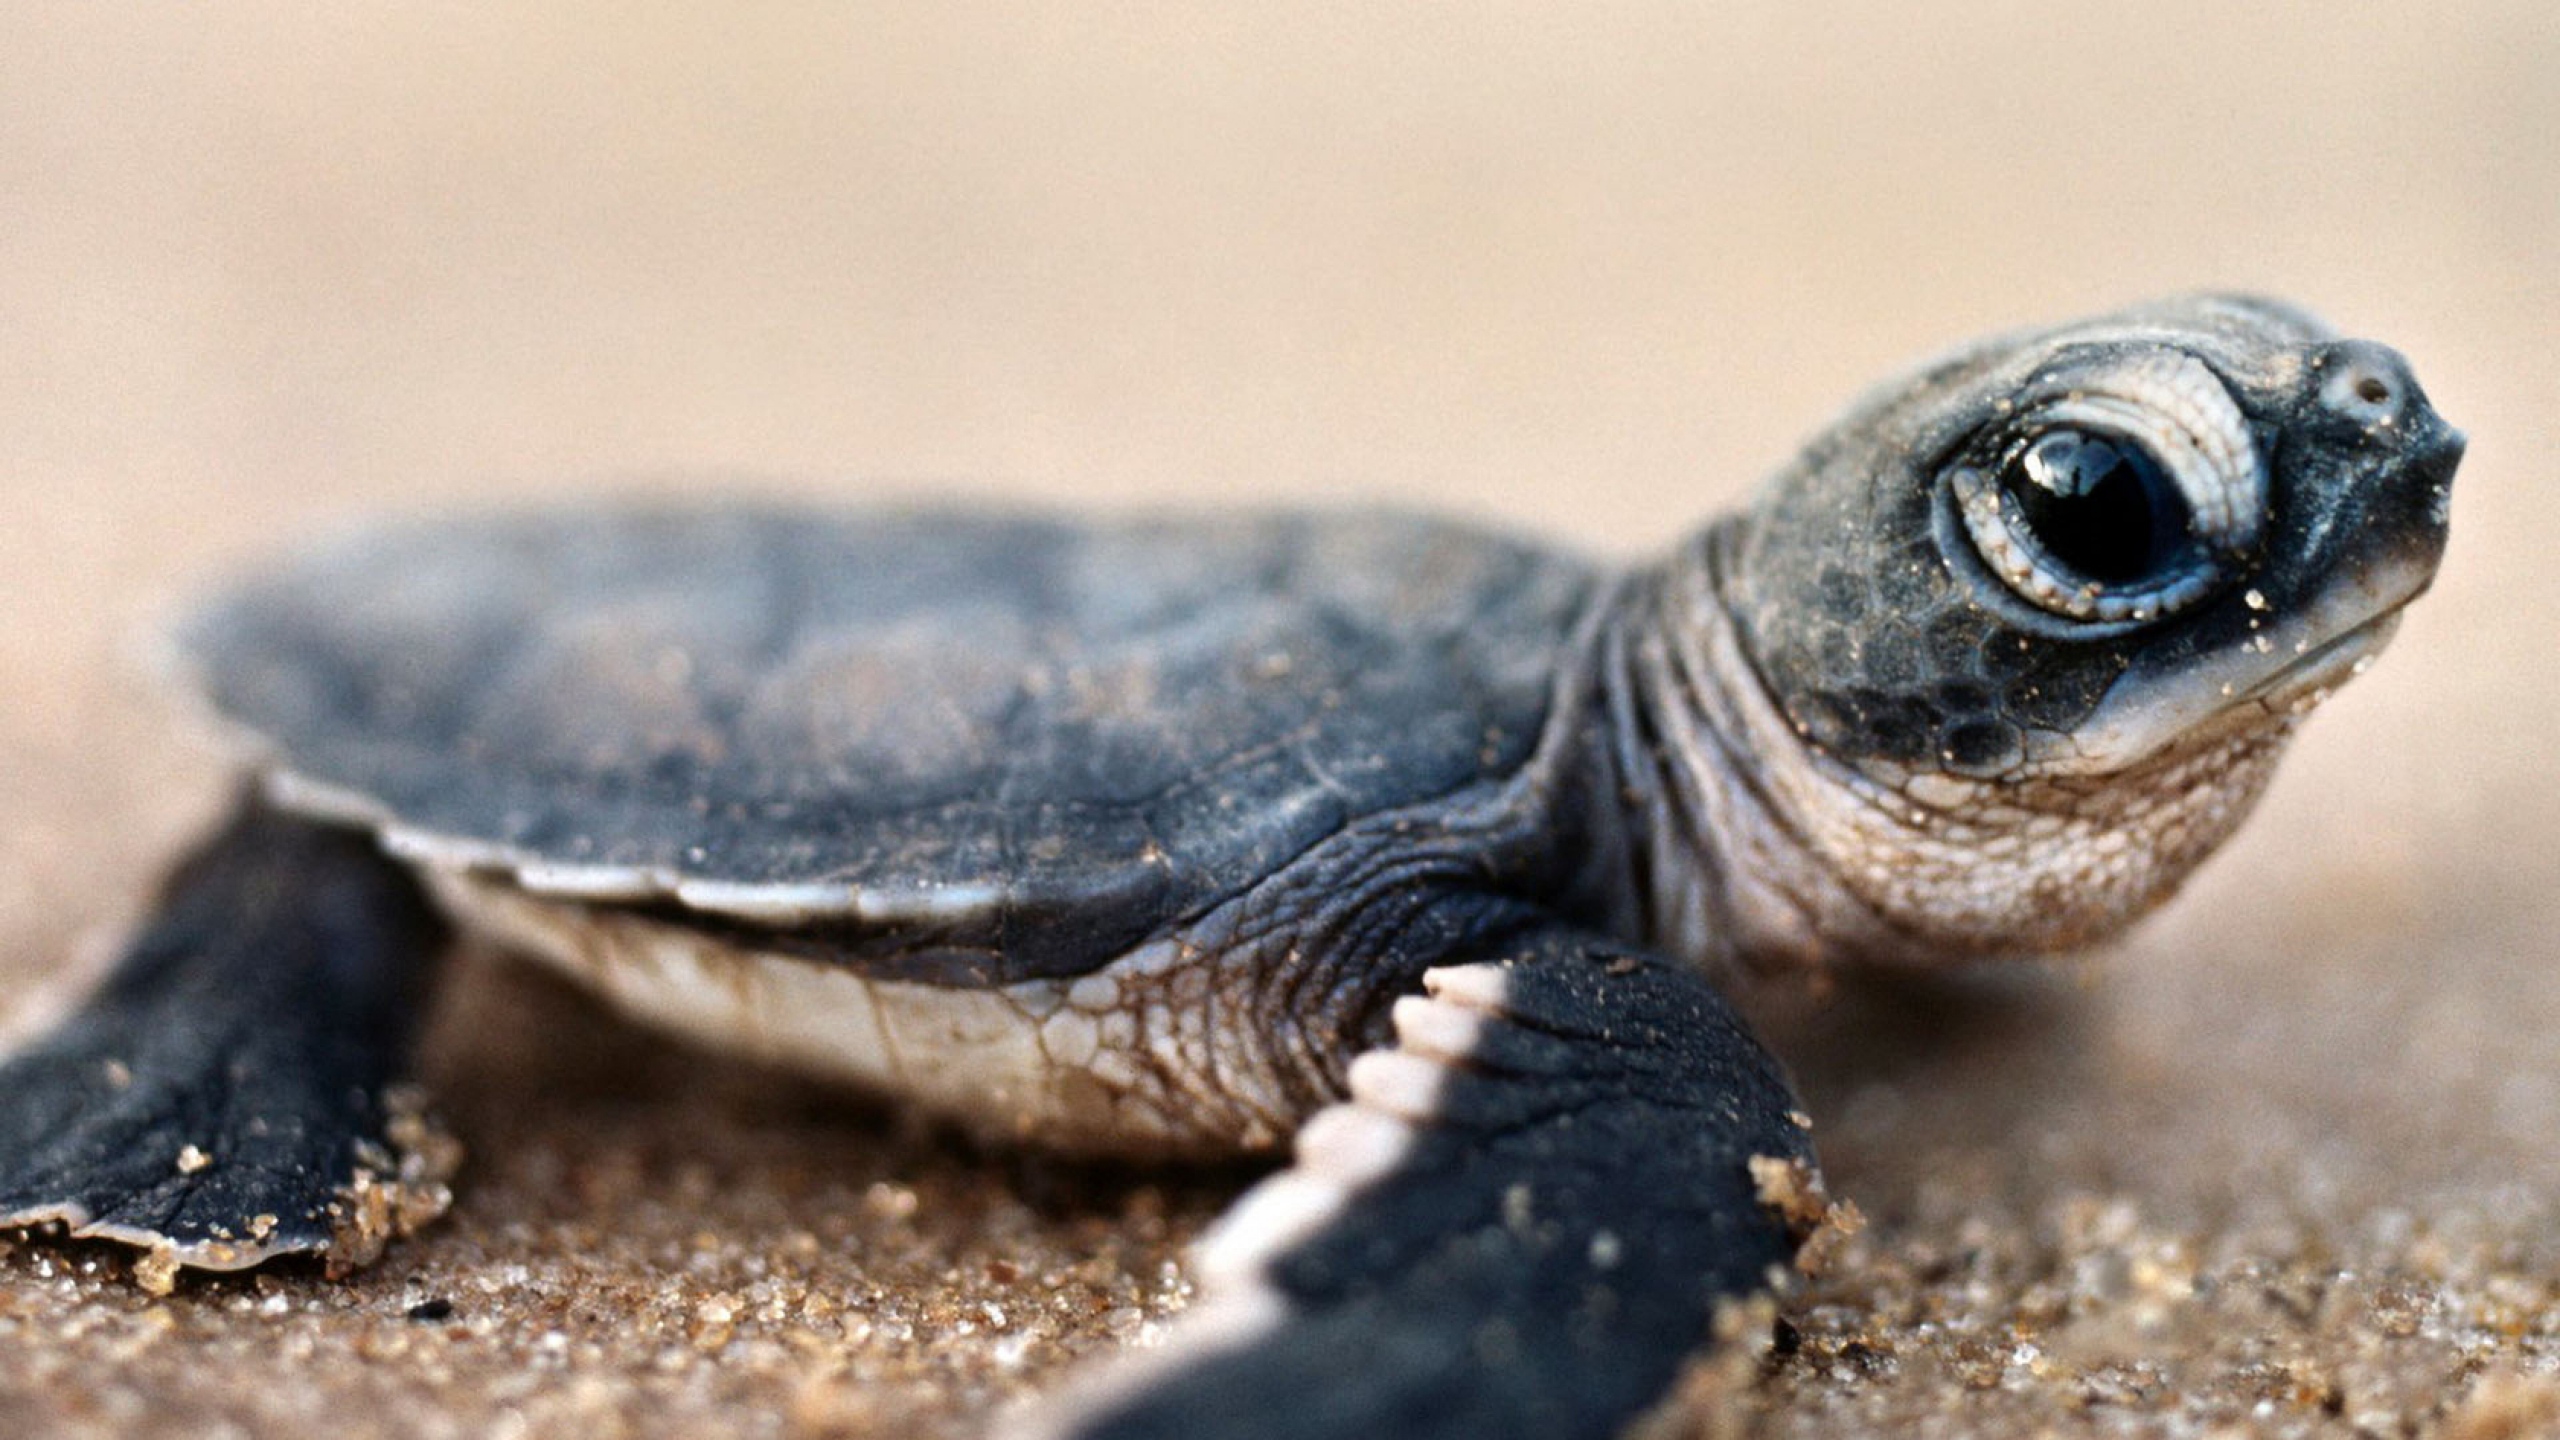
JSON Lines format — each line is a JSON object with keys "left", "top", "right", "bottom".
{"left": 2028, "top": 550, "right": 2436, "bottom": 776}
{"left": 2231, "top": 606, "right": 2403, "bottom": 708}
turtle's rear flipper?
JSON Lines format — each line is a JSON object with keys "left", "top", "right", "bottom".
{"left": 1038, "top": 925, "right": 1820, "bottom": 1440}
{"left": 0, "top": 799, "right": 450, "bottom": 1278}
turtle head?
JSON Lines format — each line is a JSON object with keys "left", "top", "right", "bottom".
{"left": 1680, "top": 295, "right": 2461, "bottom": 965}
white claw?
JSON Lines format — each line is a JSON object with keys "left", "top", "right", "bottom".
{"left": 1193, "top": 1173, "right": 1351, "bottom": 1288}
{"left": 1293, "top": 1104, "right": 1420, "bottom": 1191}
{"left": 1345, "top": 1050, "right": 1452, "bottom": 1121}
{"left": 1389, "top": 994, "right": 1488, "bottom": 1062}
{"left": 1420, "top": 962, "right": 1510, "bottom": 1013}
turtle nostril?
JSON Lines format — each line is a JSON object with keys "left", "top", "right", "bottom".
{"left": 2316, "top": 341, "right": 2417, "bottom": 430}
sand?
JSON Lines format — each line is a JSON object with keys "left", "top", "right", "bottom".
{"left": 4, "top": 4, "right": 2558, "bottom": 1436}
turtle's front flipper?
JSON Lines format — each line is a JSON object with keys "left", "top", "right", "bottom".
{"left": 0, "top": 799, "right": 450, "bottom": 1276}
{"left": 1039, "top": 925, "right": 1818, "bottom": 1440}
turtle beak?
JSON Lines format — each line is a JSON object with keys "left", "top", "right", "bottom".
{"left": 2405, "top": 423, "right": 2464, "bottom": 536}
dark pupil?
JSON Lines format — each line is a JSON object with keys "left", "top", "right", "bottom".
{"left": 2004, "top": 430, "right": 2189, "bottom": 585}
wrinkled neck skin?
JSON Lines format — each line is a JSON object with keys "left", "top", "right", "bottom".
{"left": 1597, "top": 523, "right": 2302, "bottom": 986}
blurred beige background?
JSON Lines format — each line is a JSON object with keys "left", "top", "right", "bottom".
{"left": 3, "top": 4, "right": 2557, "bottom": 1437}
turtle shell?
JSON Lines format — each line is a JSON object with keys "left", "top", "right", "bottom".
{"left": 180, "top": 505, "right": 1596, "bottom": 982}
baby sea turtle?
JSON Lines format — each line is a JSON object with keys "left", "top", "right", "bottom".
{"left": 0, "top": 296, "right": 2459, "bottom": 1440}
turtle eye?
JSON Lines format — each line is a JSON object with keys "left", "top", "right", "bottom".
{"left": 2006, "top": 430, "right": 2194, "bottom": 586}
{"left": 1947, "top": 351, "right": 2263, "bottom": 626}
